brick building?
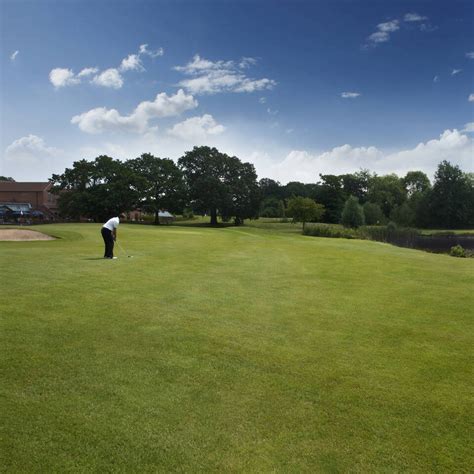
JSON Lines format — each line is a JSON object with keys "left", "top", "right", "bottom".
{"left": 0, "top": 181, "right": 59, "bottom": 219}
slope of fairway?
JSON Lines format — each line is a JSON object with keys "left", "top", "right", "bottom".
{"left": 1, "top": 223, "right": 472, "bottom": 472}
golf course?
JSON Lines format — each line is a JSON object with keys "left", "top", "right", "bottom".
{"left": 1, "top": 222, "right": 472, "bottom": 472}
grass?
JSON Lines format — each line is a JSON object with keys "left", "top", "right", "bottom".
{"left": 1, "top": 223, "right": 473, "bottom": 472}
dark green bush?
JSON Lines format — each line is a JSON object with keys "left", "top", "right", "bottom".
{"left": 304, "top": 224, "right": 359, "bottom": 239}
{"left": 450, "top": 245, "right": 466, "bottom": 258}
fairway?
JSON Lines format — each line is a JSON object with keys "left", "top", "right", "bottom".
{"left": 1, "top": 223, "right": 473, "bottom": 472}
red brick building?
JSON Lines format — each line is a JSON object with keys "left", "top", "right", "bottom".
{"left": 0, "top": 181, "right": 59, "bottom": 218}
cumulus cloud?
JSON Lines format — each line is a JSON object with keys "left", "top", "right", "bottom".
{"left": 261, "top": 129, "right": 473, "bottom": 183}
{"left": 10, "top": 50, "right": 19, "bottom": 61}
{"left": 433, "top": 75, "right": 440, "bottom": 83}
{"left": 175, "top": 54, "right": 276, "bottom": 95}
{"left": 467, "top": 52, "right": 474, "bottom": 59}
{"left": 91, "top": 68, "right": 124, "bottom": 89}
{"left": 49, "top": 68, "right": 81, "bottom": 88}
{"left": 341, "top": 91, "right": 361, "bottom": 99}
{"left": 4, "top": 135, "right": 62, "bottom": 179}
{"left": 451, "top": 69, "right": 462, "bottom": 76}
{"left": 71, "top": 89, "right": 198, "bottom": 134}
{"left": 404, "top": 13, "right": 428, "bottom": 22}
{"left": 120, "top": 54, "right": 144, "bottom": 72}
{"left": 167, "top": 114, "right": 225, "bottom": 141}
{"left": 469, "top": 94, "right": 474, "bottom": 102}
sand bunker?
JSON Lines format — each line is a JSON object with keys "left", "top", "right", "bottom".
{"left": 0, "top": 229, "right": 56, "bottom": 241}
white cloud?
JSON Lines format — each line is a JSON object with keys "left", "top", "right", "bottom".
{"left": 167, "top": 114, "right": 225, "bottom": 141}
{"left": 49, "top": 44, "right": 163, "bottom": 88}
{"left": 260, "top": 129, "right": 473, "bottom": 183}
{"left": 71, "top": 89, "right": 198, "bottom": 134}
{"left": 469, "top": 94, "right": 474, "bottom": 102}
{"left": 433, "top": 75, "right": 439, "bottom": 83}
{"left": 267, "top": 107, "right": 279, "bottom": 116}
{"left": 139, "top": 44, "right": 164, "bottom": 58}
{"left": 78, "top": 67, "right": 99, "bottom": 77}
{"left": 49, "top": 68, "right": 81, "bottom": 88}
{"left": 91, "top": 68, "right": 124, "bottom": 89}
{"left": 10, "top": 50, "right": 19, "bottom": 61}
{"left": 462, "top": 122, "right": 474, "bottom": 133}
{"left": 4, "top": 135, "right": 62, "bottom": 179}
{"left": 404, "top": 13, "right": 428, "bottom": 22}
{"left": 175, "top": 54, "right": 276, "bottom": 95}
{"left": 341, "top": 92, "right": 361, "bottom": 99}
{"left": 367, "top": 20, "right": 400, "bottom": 45}
{"left": 466, "top": 52, "right": 474, "bottom": 59}
{"left": 451, "top": 69, "right": 462, "bottom": 76}
{"left": 120, "top": 54, "right": 144, "bottom": 72}
{"left": 259, "top": 97, "right": 267, "bottom": 104}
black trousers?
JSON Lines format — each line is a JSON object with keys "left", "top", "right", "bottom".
{"left": 101, "top": 227, "right": 114, "bottom": 258}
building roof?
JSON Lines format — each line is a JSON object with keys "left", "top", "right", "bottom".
{"left": 0, "top": 181, "right": 52, "bottom": 192}
{"left": 158, "top": 211, "right": 174, "bottom": 218}
{"left": 0, "top": 202, "right": 32, "bottom": 212}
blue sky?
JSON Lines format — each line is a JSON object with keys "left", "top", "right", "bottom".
{"left": 1, "top": 0, "right": 473, "bottom": 182}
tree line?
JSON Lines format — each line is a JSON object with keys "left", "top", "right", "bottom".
{"left": 50, "top": 146, "right": 474, "bottom": 229}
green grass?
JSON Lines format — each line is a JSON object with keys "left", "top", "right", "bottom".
{"left": 1, "top": 223, "right": 473, "bottom": 472}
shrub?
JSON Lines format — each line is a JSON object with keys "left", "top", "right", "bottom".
{"left": 450, "top": 245, "right": 466, "bottom": 258}
{"left": 304, "top": 224, "right": 359, "bottom": 239}
{"left": 341, "top": 196, "right": 365, "bottom": 228}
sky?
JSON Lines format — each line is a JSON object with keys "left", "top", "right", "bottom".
{"left": 1, "top": 0, "right": 473, "bottom": 183}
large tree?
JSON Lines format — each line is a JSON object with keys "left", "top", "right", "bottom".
{"left": 178, "top": 146, "right": 259, "bottom": 225}
{"left": 427, "top": 161, "right": 474, "bottom": 228}
{"left": 50, "top": 156, "right": 143, "bottom": 221}
{"left": 127, "top": 153, "right": 185, "bottom": 224}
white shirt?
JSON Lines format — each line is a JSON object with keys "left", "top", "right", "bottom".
{"left": 103, "top": 217, "right": 120, "bottom": 231}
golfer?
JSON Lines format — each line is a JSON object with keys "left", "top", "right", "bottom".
{"left": 101, "top": 217, "right": 119, "bottom": 259}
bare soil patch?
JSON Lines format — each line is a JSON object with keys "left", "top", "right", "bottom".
{"left": 0, "top": 229, "right": 56, "bottom": 241}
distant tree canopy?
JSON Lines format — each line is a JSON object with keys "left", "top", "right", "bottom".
{"left": 0, "top": 176, "right": 15, "bottom": 182}
{"left": 49, "top": 151, "right": 473, "bottom": 229}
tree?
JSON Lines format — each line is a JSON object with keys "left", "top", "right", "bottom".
{"left": 315, "top": 174, "right": 345, "bottom": 223}
{"left": 367, "top": 174, "right": 406, "bottom": 217}
{"left": 341, "top": 169, "right": 372, "bottom": 203}
{"left": 178, "top": 146, "right": 260, "bottom": 225}
{"left": 403, "top": 171, "right": 431, "bottom": 197}
{"left": 50, "top": 156, "right": 143, "bottom": 221}
{"left": 390, "top": 203, "right": 415, "bottom": 227}
{"left": 221, "top": 157, "right": 260, "bottom": 225}
{"left": 259, "top": 178, "right": 284, "bottom": 200}
{"left": 127, "top": 153, "right": 185, "bottom": 224}
{"left": 341, "top": 196, "right": 365, "bottom": 228}
{"left": 286, "top": 196, "right": 325, "bottom": 231}
{"left": 363, "top": 202, "right": 385, "bottom": 225}
{"left": 0, "top": 176, "right": 15, "bottom": 181}
{"left": 427, "top": 161, "right": 474, "bottom": 228}
{"left": 260, "top": 197, "right": 285, "bottom": 217}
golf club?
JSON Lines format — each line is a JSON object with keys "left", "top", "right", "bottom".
{"left": 116, "top": 240, "right": 133, "bottom": 258}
